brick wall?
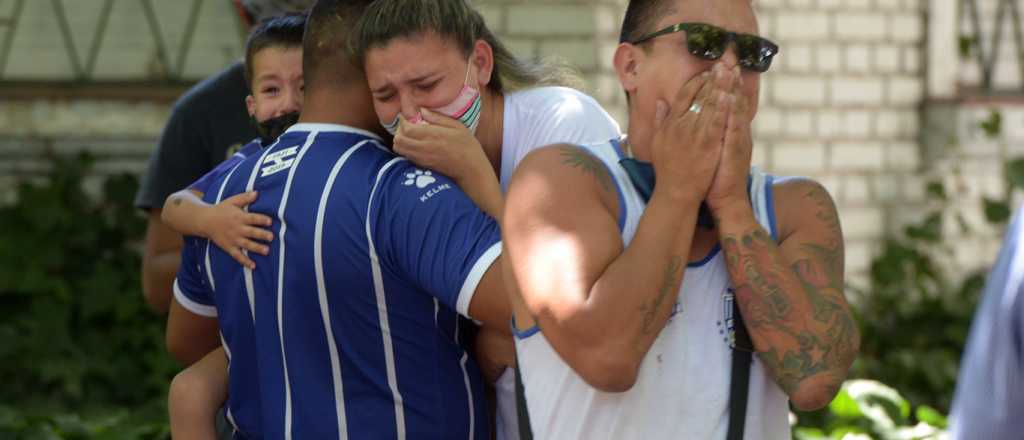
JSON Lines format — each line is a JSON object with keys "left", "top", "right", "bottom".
{"left": 3, "top": 0, "right": 1022, "bottom": 283}
{"left": 474, "top": 0, "right": 628, "bottom": 123}
{"left": 752, "top": 0, "right": 927, "bottom": 278}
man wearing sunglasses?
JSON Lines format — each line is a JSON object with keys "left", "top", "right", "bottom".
{"left": 501, "top": 0, "right": 859, "bottom": 438}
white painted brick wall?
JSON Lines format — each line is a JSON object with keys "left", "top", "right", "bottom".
{"left": 776, "top": 13, "right": 830, "bottom": 40}
{"left": 7, "top": 0, "right": 999, "bottom": 284}
{"left": 831, "top": 142, "right": 886, "bottom": 171}
{"left": 831, "top": 78, "right": 885, "bottom": 106}
{"left": 773, "top": 76, "right": 827, "bottom": 106}
{"left": 773, "top": 142, "right": 826, "bottom": 173}
{"left": 835, "top": 13, "right": 889, "bottom": 41}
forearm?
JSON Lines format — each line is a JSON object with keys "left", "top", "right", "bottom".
{"left": 162, "top": 190, "right": 212, "bottom": 237}
{"left": 540, "top": 191, "right": 700, "bottom": 383}
{"left": 716, "top": 204, "right": 858, "bottom": 409}
{"left": 474, "top": 326, "right": 515, "bottom": 384}
{"left": 142, "top": 249, "right": 181, "bottom": 314}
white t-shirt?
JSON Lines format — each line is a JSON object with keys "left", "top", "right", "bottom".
{"left": 499, "top": 86, "right": 622, "bottom": 192}
{"left": 494, "top": 86, "right": 621, "bottom": 440}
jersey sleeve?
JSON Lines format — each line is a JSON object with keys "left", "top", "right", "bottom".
{"left": 369, "top": 160, "right": 502, "bottom": 318}
{"left": 188, "top": 140, "right": 260, "bottom": 195}
{"left": 173, "top": 236, "right": 218, "bottom": 317}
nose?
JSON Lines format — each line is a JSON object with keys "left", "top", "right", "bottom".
{"left": 399, "top": 95, "right": 420, "bottom": 120}
{"left": 280, "top": 86, "right": 302, "bottom": 115}
{"left": 719, "top": 44, "right": 740, "bottom": 69}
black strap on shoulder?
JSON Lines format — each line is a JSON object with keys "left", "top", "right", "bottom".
{"left": 727, "top": 298, "right": 754, "bottom": 440}
{"left": 513, "top": 355, "right": 534, "bottom": 440}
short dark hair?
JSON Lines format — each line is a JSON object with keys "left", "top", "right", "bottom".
{"left": 243, "top": 13, "right": 307, "bottom": 88}
{"left": 302, "top": 0, "right": 375, "bottom": 90}
{"left": 620, "top": 0, "right": 678, "bottom": 44}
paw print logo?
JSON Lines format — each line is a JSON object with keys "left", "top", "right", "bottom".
{"left": 403, "top": 169, "right": 437, "bottom": 188}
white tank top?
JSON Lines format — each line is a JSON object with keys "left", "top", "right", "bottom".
{"left": 514, "top": 138, "right": 791, "bottom": 440}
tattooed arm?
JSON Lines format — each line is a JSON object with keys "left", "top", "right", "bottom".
{"left": 502, "top": 144, "right": 701, "bottom": 392}
{"left": 716, "top": 178, "right": 859, "bottom": 410}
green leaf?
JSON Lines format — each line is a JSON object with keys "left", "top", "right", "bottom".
{"left": 925, "top": 181, "right": 947, "bottom": 201}
{"left": 793, "top": 427, "right": 828, "bottom": 440}
{"left": 828, "top": 386, "right": 862, "bottom": 419}
{"left": 1006, "top": 158, "right": 1024, "bottom": 191}
{"left": 916, "top": 405, "right": 948, "bottom": 429}
{"left": 959, "top": 35, "right": 976, "bottom": 58}
{"left": 980, "top": 109, "right": 1003, "bottom": 139}
{"left": 843, "top": 380, "right": 911, "bottom": 430}
{"left": 905, "top": 213, "right": 943, "bottom": 243}
{"left": 983, "top": 197, "right": 1011, "bottom": 224}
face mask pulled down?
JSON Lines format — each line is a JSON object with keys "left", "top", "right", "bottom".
{"left": 253, "top": 111, "right": 300, "bottom": 146}
{"left": 381, "top": 61, "right": 482, "bottom": 136}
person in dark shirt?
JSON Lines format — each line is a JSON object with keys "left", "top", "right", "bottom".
{"left": 135, "top": 0, "right": 315, "bottom": 313}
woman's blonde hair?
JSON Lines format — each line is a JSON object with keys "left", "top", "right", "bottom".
{"left": 351, "top": 0, "right": 583, "bottom": 94}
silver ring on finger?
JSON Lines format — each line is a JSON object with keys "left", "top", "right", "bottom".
{"left": 688, "top": 102, "right": 703, "bottom": 114}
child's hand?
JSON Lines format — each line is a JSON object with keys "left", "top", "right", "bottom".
{"left": 201, "top": 191, "right": 274, "bottom": 269}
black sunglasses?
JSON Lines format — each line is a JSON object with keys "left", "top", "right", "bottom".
{"left": 631, "top": 22, "right": 779, "bottom": 73}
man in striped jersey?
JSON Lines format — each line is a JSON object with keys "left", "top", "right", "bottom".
{"left": 167, "top": 1, "right": 509, "bottom": 438}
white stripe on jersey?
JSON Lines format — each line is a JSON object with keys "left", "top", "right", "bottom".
{"left": 460, "top": 353, "right": 475, "bottom": 440}
{"left": 220, "top": 332, "right": 240, "bottom": 435}
{"left": 276, "top": 132, "right": 319, "bottom": 440}
{"left": 456, "top": 242, "right": 502, "bottom": 317}
{"left": 366, "top": 157, "right": 408, "bottom": 439}
{"left": 314, "top": 140, "right": 372, "bottom": 439}
{"left": 205, "top": 160, "right": 247, "bottom": 294}
{"left": 243, "top": 144, "right": 278, "bottom": 322}
{"left": 173, "top": 279, "right": 217, "bottom": 317}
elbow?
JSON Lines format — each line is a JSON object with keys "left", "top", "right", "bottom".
{"left": 141, "top": 268, "right": 171, "bottom": 314}
{"left": 790, "top": 382, "right": 842, "bottom": 411}
{"left": 787, "top": 367, "right": 853, "bottom": 411}
{"left": 576, "top": 350, "right": 641, "bottom": 393}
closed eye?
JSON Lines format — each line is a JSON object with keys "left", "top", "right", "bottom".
{"left": 416, "top": 79, "right": 441, "bottom": 92}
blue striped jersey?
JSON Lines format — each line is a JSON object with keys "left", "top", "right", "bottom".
{"left": 173, "top": 123, "right": 500, "bottom": 440}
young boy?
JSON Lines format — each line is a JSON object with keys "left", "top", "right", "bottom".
{"left": 162, "top": 13, "right": 306, "bottom": 440}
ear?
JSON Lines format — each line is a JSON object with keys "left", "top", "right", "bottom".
{"left": 471, "top": 39, "right": 495, "bottom": 88}
{"left": 613, "top": 42, "right": 644, "bottom": 96}
{"left": 245, "top": 95, "right": 256, "bottom": 118}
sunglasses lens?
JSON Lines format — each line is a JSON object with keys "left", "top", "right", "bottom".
{"left": 687, "top": 24, "right": 725, "bottom": 60}
{"left": 737, "top": 34, "right": 777, "bottom": 72}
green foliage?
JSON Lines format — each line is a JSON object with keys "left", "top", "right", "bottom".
{"left": 794, "top": 380, "right": 947, "bottom": 440}
{"left": 845, "top": 180, "right": 983, "bottom": 413}
{"left": 958, "top": 35, "right": 977, "bottom": 59}
{"left": 979, "top": 110, "right": 1002, "bottom": 139}
{"left": 0, "top": 152, "right": 175, "bottom": 439}
{"left": 793, "top": 111, "right": 1024, "bottom": 438}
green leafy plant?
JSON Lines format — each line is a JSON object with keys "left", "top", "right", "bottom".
{"left": 0, "top": 151, "right": 175, "bottom": 439}
{"left": 794, "top": 380, "right": 947, "bottom": 440}
{"left": 795, "top": 111, "right": 1021, "bottom": 437}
